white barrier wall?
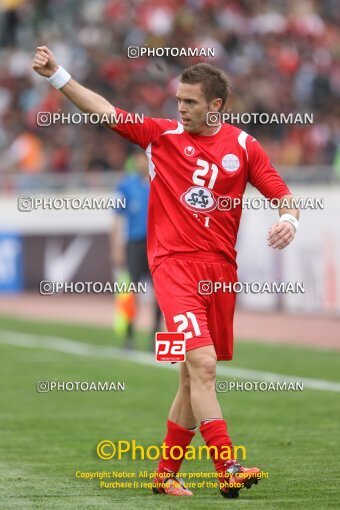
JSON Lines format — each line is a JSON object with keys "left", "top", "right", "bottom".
{"left": 236, "top": 185, "right": 340, "bottom": 316}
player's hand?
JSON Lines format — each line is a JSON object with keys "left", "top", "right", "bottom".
{"left": 267, "top": 221, "right": 295, "bottom": 250}
{"left": 32, "top": 46, "right": 58, "bottom": 78}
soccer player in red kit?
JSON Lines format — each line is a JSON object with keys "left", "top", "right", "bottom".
{"left": 33, "top": 47, "right": 299, "bottom": 499}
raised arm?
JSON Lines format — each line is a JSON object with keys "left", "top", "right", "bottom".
{"left": 32, "top": 46, "right": 116, "bottom": 121}
{"left": 33, "top": 46, "right": 179, "bottom": 148}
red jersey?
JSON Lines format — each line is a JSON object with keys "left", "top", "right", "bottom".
{"left": 111, "top": 109, "right": 290, "bottom": 272}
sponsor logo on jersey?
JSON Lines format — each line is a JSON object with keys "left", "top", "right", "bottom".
{"left": 184, "top": 145, "right": 195, "bottom": 156}
{"left": 180, "top": 186, "right": 216, "bottom": 212}
{"left": 222, "top": 153, "right": 240, "bottom": 172}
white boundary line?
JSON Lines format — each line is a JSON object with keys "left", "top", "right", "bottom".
{"left": 1, "top": 330, "right": 340, "bottom": 392}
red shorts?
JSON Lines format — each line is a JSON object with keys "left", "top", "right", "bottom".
{"left": 152, "top": 252, "right": 237, "bottom": 361}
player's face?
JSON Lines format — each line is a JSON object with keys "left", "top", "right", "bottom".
{"left": 176, "top": 82, "right": 221, "bottom": 134}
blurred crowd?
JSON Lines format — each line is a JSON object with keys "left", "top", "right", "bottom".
{"left": 0, "top": 0, "right": 339, "bottom": 176}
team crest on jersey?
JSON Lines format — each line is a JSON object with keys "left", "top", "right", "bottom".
{"left": 180, "top": 186, "right": 216, "bottom": 212}
{"left": 222, "top": 153, "right": 240, "bottom": 172}
{"left": 184, "top": 146, "right": 195, "bottom": 156}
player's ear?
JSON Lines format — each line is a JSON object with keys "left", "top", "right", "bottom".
{"left": 210, "top": 98, "right": 222, "bottom": 112}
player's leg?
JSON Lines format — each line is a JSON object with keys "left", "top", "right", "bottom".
{"left": 151, "top": 256, "right": 217, "bottom": 496}
{"left": 186, "top": 344, "right": 260, "bottom": 498}
{"left": 186, "top": 345, "right": 221, "bottom": 422}
{"left": 185, "top": 345, "right": 233, "bottom": 476}
{"left": 152, "top": 256, "right": 259, "bottom": 497}
{"left": 186, "top": 255, "right": 261, "bottom": 498}
{"left": 168, "top": 361, "right": 196, "bottom": 428}
{"left": 153, "top": 363, "right": 196, "bottom": 496}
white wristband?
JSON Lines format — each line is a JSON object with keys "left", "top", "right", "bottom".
{"left": 279, "top": 213, "right": 299, "bottom": 232}
{"left": 47, "top": 66, "right": 71, "bottom": 89}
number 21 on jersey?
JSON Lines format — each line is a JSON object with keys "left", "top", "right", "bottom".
{"left": 193, "top": 159, "right": 218, "bottom": 189}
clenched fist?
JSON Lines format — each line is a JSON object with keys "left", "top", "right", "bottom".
{"left": 32, "top": 46, "right": 58, "bottom": 78}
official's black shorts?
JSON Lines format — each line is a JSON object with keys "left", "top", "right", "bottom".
{"left": 127, "top": 239, "right": 150, "bottom": 284}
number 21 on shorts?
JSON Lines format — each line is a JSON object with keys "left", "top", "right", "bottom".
{"left": 173, "top": 311, "right": 201, "bottom": 340}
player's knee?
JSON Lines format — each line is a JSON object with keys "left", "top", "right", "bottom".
{"left": 187, "top": 353, "right": 216, "bottom": 384}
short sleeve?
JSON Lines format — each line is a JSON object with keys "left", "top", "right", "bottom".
{"left": 109, "top": 108, "right": 179, "bottom": 150}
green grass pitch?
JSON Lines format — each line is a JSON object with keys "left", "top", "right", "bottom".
{"left": 0, "top": 314, "right": 339, "bottom": 509}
